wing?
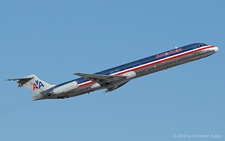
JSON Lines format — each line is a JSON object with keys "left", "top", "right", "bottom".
{"left": 75, "top": 73, "right": 127, "bottom": 84}
{"left": 75, "top": 72, "right": 129, "bottom": 92}
{"left": 7, "top": 77, "right": 34, "bottom": 87}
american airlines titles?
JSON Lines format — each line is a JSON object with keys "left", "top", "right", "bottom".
{"left": 156, "top": 48, "right": 182, "bottom": 59}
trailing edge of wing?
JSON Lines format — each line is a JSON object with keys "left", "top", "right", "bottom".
{"left": 105, "top": 80, "right": 129, "bottom": 93}
{"left": 7, "top": 77, "right": 34, "bottom": 87}
{"left": 74, "top": 73, "right": 126, "bottom": 84}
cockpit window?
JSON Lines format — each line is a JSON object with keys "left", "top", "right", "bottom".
{"left": 200, "top": 43, "right": 207, "bottom": 47}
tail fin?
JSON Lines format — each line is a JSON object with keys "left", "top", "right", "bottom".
{"left": 8, "top": 74, "right": 55, "bottom": 95}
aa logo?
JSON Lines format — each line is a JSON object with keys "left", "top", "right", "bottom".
{"left": 33, "top": 80, "right": 44, "bottom": 90}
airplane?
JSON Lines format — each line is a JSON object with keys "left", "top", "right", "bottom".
{"left": 8, "top": 43, "right": 218, "bottom": 101}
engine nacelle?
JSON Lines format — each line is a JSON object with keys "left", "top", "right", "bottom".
{"left": 122, "top": 71, "right": 136, "bottom": 79}
{"left": 53, "top": 81, "right": 78, "bottom": 95}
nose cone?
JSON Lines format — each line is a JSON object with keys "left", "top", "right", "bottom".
{"left": 214, "top": 46, "right": 219, "bottom": 52}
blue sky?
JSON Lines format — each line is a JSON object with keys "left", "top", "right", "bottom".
{"left": 1, "top": 0, "right": 224, "bottom": 140}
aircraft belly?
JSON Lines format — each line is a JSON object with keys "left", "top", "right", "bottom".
{"left": 69, "top": 85, "right": 96, "bottom": 97}
{"left": 47, "top": 85, "right": 92, "bottom": 99}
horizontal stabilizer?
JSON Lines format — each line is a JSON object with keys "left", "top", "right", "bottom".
{"left": 7, "top": 77, "right": 34, "bottom": 87}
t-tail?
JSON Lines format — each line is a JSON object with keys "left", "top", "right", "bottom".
{"left": 7, "top": 74, "right": 55, "bottom": 101}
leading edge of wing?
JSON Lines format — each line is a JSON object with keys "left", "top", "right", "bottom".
{"left": 74, "top": 72, "right": 126, "bottom": 83}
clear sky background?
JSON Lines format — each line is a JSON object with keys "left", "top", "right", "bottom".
{"left": 0, "top": 0, "right": 224, "bottom": 141}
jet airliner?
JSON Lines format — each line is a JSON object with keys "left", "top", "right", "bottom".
{"left": 8, "top": 43, "right": 218, "bottom": 101}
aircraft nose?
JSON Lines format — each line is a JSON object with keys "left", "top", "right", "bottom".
{"left": 214, "top": 46, "right": 219, "bottom": 52}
